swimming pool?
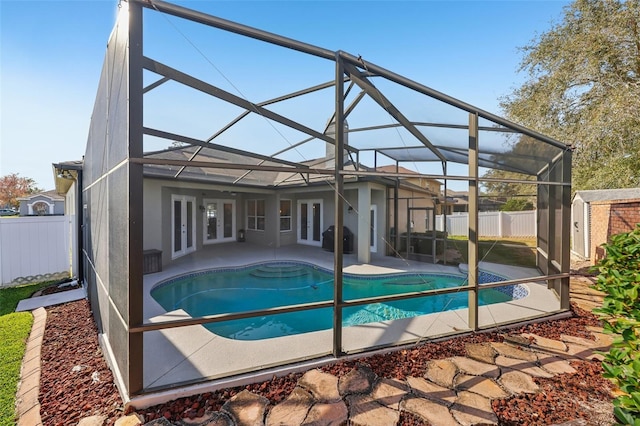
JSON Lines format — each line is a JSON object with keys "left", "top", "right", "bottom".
{"left": 151, "top": 262, "right": 527, "bottom": 340}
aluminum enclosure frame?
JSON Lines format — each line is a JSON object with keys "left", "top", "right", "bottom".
{"left": 81, "top": 0, "right": 573, "bottom": 398}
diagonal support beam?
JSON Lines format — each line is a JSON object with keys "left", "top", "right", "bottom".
{"left": 144, "top": 127, "right": 307, "bottom": 170}
{"left": 231, "top": 81, "right": 357, "bottom": 185}
{"left": 343, "top": 62, "right": 447, "bottom": 164}
{"left": 143, "top": 76, "right": 170, "bottom": 93}
{"left": 143, "top": 57, "right": 335, "bottom": 145}
{"left": 175, "top": 78, "right": 350, "bottom": 177}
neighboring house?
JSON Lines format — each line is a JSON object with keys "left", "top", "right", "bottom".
{"left": 17, "top": 190, "right": 65, "bottom": 216}
{"left": 443, "top": 189, "right": 469, "bottom": 213}
{"left": 441, "top": 190, "right": 503, "bottom": 214}
{"left": 571, "top": 188, "right": 640, "bottom": 263}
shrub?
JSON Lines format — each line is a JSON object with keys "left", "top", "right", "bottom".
{"left": 592, "top": 224, "right": 640, "bottom": 425}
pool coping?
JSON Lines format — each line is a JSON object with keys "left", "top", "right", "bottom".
{"left": 133, "top": 245, "right": 560, "bottom": 399}
{"left": 140, "top": 275, "right": 554, "bottom": 391}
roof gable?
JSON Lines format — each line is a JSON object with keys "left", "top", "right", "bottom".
{"left": 17, "top": 190, "right": 64, "bottom": 202}
{"left": 574, "top": 188, "right": 640, "bottom": 203}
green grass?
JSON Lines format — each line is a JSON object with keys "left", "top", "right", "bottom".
{"left": 0, "top": 281, "right": 53, "bottom": 425}
{"left": 0, "top": 281, "right": 55, "bottom": 317}
{"left": 446, "top": 237, "right": 537, "bottom": 268}
{"left": 0, "top": 312, "right": 34, "bottom": 426}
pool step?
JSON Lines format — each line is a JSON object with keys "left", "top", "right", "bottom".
{"left": 250, "top": 265, "right": 310, "bottom": 279}
{"left": 382, "top": 277, "right": 434, "bottom": 287}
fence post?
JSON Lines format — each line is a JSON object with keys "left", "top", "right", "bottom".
{"left": 498, "top": 211, "right": 504, "bottom": 238}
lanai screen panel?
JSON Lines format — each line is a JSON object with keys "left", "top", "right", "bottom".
{"left": 83, "top": 8, "right": 137, "bottom": 392}
{"left": 82, "top": 0, "right": 573, "bottom": 397}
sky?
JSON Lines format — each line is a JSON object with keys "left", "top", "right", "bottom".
{"left": 0, "top": 0, "right": 571, "bottom": 191}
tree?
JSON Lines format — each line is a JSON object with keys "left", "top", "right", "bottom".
{"left": 500, "top": 198, "right": 534, "bottom": 212}
{"left": 500, "top": 0, "right": 640, "bottom": 191}
{"left": 0, "top": 173, "right": 42, "bottom": 209}
{"left": 482, "top": 134, "right": 557, "bottom": 198}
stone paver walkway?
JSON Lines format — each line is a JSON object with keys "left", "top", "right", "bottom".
{"left": 20, "top": 275, "right": 610, "bottom": 426}
{"left": 15, "top": 287, "right": 86, "bottom": 312}
{"left": 132, "top": 327, "right": 612, "bottom": 426}
{"left": 15, "top": 307, "right": 46, "bottom": 426}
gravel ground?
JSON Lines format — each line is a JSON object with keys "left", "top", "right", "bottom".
{"left": 37, "top": 299, "right": 615, "bottom": 425}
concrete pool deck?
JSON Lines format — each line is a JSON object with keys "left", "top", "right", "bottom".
{"left": 135, "top": 243, "right": 561, "bottom": 395}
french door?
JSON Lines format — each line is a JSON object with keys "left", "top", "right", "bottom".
{"left": 370, "top": 205, "right": 377, "bottom": 253}
{"left": 297, "top": 199, "right": 323, "bottom": 246}
{"left": 203, "top": 199, "right": 236, "bottom": 244}
{"left": 172, "top": 195, "right": 196, "bottom": 259}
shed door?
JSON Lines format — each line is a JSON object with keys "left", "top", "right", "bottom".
{"left": 572, "top": 198, "right": 585, "bottom": 257}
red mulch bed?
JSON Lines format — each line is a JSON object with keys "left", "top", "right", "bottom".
{"left": 38, "top": 300, "right": 613, "bottom": 425}
{"left": 40, "top": 300, "right": 123, "bottom": 425}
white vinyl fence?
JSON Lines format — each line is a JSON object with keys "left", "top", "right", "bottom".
{"left": 436, "top": 210, "right": 536, "bottom": 238}
{"left": 0, "top": 216, "right": 71, "bottom": 286}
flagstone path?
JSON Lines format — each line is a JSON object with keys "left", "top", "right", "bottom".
{"left": 118, "top": 326, "right": 611, "bottom": 426}
{"left": 18, "top": 275, "right": 610, "bottom": 426}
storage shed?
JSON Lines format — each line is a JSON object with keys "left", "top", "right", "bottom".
{"left": 571, "top": 188, "right": 640, "bottom": 263}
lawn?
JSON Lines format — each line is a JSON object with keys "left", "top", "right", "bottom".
{"left": 0, "top": 312, "right": 33, "bottom": 426}
{"left": 445, "top": 237, "right": 537, "bottom": 268}
{"left": 0, "top": 281, "right": 54, "bottom": 316}
{"left": 0, "top": 281, "right": 54, "bottom": 426}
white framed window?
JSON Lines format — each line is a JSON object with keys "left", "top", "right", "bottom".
{"left": 247, "top": 199, "right": 265, "bottom": 231}
{"left": 28, "top": 200, "right": 54, "bottom": 215}
{"left": 279, "top": 199, "right": 292, "bottom": 232}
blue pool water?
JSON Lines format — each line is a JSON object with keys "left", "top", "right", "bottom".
{"left": 151, "top": 262, "right": 525, "bottom": 340}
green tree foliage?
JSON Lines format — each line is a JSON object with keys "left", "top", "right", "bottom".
{"left": 592, "top": 225, "right": 640, "bottom": 424}
{"left": 482, "top": 134, "right": 558, "bottom": 198}
{"left": 499, "top": 198, "right": 534, "bottom": 212}
{"left": 0, "top": 173, "right": 42, "bottom": 209}
{"left": 500, "top": 0, "right": 640, "bottom": 191}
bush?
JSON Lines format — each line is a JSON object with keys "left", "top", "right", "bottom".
{"left": 592, "top": 224, "right": 640, "bottom": 425}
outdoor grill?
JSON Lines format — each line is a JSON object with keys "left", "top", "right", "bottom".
{"left": 322, "top": 225, "right": 354, "bottom": 254}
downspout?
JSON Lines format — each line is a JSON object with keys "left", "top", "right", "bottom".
{"left": 77, "top": 168, "right": 84, "bottom": 284}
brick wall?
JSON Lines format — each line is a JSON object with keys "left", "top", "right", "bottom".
{"left": 609, "top": 202, "right": 640, "bottom": 236}
{"left": 590, "top": 199, "right": 640, "bottom": 263}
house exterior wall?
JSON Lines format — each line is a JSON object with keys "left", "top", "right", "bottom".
{"left": 590, "top": 199, "right": 640, "bottom": 264}
{"left": 243, "top": 192, "right": 278, "bottom": 246}
{"left": 141, "top": 180, "right": 388, "bottom": 271}
{"left": 143, "top": 179, "right": 163, "bottom": 252}
{"left": 65, "top": 181, "right": 78, "bottom": 278}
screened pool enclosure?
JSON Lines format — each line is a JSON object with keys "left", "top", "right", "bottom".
{"left": 82, "top": 0, "right": 572, "bottom": 400}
